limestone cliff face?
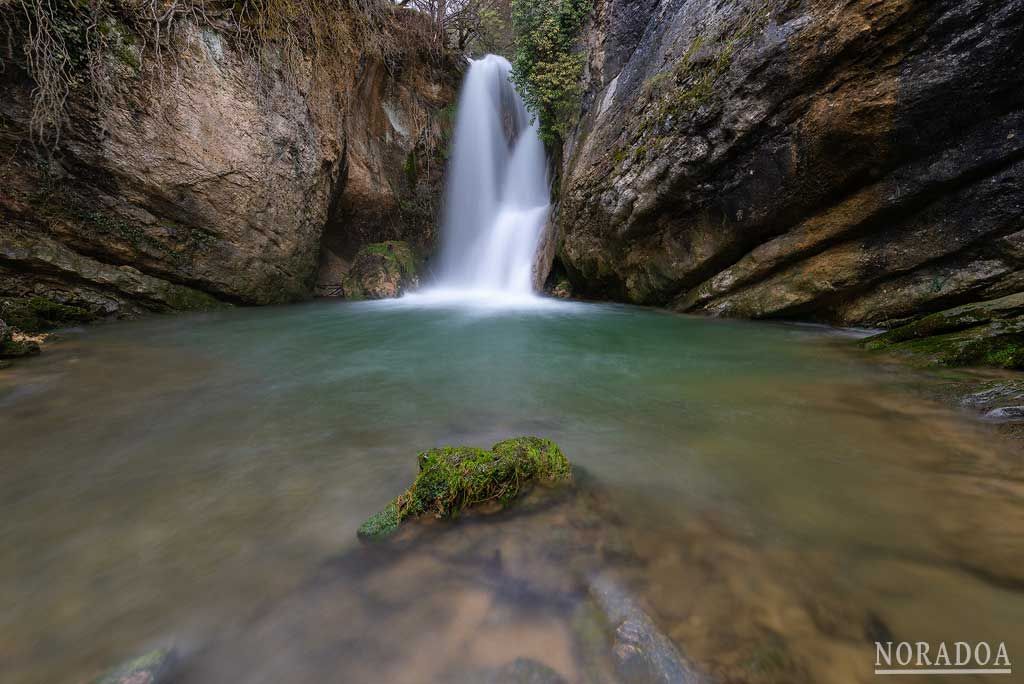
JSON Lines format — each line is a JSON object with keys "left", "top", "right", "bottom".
{"left": 551, "top": 0, "right": 1024, "bottom": 327}
{"left": 0, "top": 14, "right": 457, "bottom": 319}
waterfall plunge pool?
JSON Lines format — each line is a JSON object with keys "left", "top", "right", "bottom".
{"left": 1, "top": 298, "right": 1022, "bottom": 683}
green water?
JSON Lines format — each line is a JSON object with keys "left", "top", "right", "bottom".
{"left": 1, "top": 299, "right": 1021, "bottom": 683}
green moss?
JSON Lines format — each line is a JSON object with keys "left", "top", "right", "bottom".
{"left": 1, "top": 297, "right": 96, "bottom": 333}
{"left": 0, "top": 337, "right": 41, "bottom": 359}
{"left": 162, "top": 286, "right": 223, "bottom": 312}
{"left": 403, "top": 150, "right": 418, "bottom": 187}
{"left": 361, "top": 241, "right": 418, "bottom": 278}
{"left": 357, "top": 501, "right": 401, "bottom": 539}
{"left": 864, "top": 323, "right": 1024, "bottom": 371}
{"left": 357, "top": 437, "right": 572, "bottom": 541}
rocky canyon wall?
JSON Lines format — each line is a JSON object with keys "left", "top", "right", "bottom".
{"left": 552, "top": 0, "right": 1024, "bottom": 328}
{"left": 0, "top": 9, "right": 458, "bottom": 320}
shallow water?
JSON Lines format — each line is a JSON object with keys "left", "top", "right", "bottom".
{"left": 1, "top": 299, "right": 1021, "bottom": 683}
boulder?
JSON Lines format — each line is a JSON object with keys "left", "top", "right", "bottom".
{"left": 552, "top": 0, "right": 1024, "bottom": 327}
{"left": 862, "top": 293, "right": 1024, "bottom": 369}
{"left": 342, "top": 241, "right": 420, "bottom": 300}
{"left": 1, "top": 296, "right": 97, "bottom": 332}
{"left": 0, "top": 317, "right": 40, "bottom": 359}
{"left": 358, "top": 437, "right": 572, "bottom": 540}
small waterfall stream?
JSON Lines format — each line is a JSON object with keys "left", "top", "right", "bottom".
{"left": 428, "top": 54, "right": 550, "bottom": 301}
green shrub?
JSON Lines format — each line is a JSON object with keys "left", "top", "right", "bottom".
{"left": 510, "top": 0, "right": 591, "bottom": 146}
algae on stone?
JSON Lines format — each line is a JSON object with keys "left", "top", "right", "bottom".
{"left": 357, "top": 436, "right": 572, "bottom": 540}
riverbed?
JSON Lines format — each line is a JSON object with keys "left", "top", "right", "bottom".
{"left": 1, "top": 298, "right": 1021, "bottom": 683}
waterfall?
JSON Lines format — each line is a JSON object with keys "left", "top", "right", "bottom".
{"left": 428, "top": 54, "right": 550, "bottom": 301}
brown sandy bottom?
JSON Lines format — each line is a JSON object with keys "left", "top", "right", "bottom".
{"left": 169, "top": 411, "right": 1024, "bottom": 684}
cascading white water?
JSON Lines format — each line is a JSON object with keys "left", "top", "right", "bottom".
{"left": 427, "top": 54, "right": 550, "bottom": 301}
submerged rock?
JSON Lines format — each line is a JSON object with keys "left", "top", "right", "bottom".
{"left": 357, "top": 437, "right": 572, "bottom": 540}
{"left": 93, "top": 647, "right": 176, "bottom": 684}
{"left": 984, "top": 406, "right": 1024, "bottom": 421}
{"left": 342, "top": 241, "right": 420, "bottom": 300}
{"left": 587, "top": 573, "right": 708, "bottom": 684}
{"left": 862, "top": 293, "right": 1024, "bottom": 369}
{"left": 449, "top": 658, "right": 568, "bottom": 684}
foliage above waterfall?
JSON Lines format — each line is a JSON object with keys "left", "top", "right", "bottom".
{"left": 509, "top": 0, "right": 591, "bottom": 145}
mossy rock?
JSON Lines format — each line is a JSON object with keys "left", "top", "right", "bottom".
{"left": 358, "top": 437, "right": 572, "bottom": 540}
{"left": 1, "top": 296, "right": 97, "bottom": 332}
{"left": 342, "top": 241, "right": 419, "bottom": 300}
{"left": 93, "top": 647, "right": 176, "bottom": 684}
{"left": 862, "top": 294, "right": 1024, "bottom": 370}
{"left": 0, "top": 318, "right": 41, "bottom": 359}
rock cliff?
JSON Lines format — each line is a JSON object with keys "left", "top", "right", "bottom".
{"left": 550, "top": 0, "right": 1024, "bottom": 328}
{"left": 0, "top": 7, "right": 458, "bottom": 321}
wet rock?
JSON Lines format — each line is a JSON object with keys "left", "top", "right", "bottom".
{"left": 341, "top": 241, "right": 420, "bottom": 300}
{"left": 0, "top": 317, "right": 40, "bottom": 359}
{"left": 449, "top": 658, "right": 568, "bottom": 684}
{"left": 1, "top": 296, "right": 97, "bottom": 332}
{"left": 2, "top": 12, "right": 458, "bottom": 313}
{"left": 358, "top": 437, "right": 572, "bottom": 540}
{"left": 960, "top": 381, "right": 1024, "bottom": 409}
{"left": 984, "top": 406, "right": 1024, "bottom": 421}
{"left": 551, "top": 0, "right": 1024, "bottom": 326}
{"left": 93, "top": 647, "right": 177, "bottom": 684}
{"left": 549, "top": 276, "right": 574, "bottom": 300}
{"left": 587, "top": 572, "right": 707, "bottom": 684}
{"left": 862, "top": 294, "right": 1024, "bottom": 369}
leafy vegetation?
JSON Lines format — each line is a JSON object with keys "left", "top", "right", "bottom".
{"left": 509, "top": 0, "right": 591, "bottom": 146}
{"left": 358, "top": 437, "right": 571, "bottom": 539}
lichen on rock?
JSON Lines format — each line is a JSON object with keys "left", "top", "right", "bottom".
{"left": 357, "top": 436, "right": 572, "bottom": 540}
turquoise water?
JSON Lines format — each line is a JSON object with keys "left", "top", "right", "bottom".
{"left": 1, "top": 299, "right": 1021, "bottom": 683}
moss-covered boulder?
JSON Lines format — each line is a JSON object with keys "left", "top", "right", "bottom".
{"left": 342, "top": 241, "right": 419, "bottom": 300}
{"left": 1, "top": 296, "right": 97, "bottom": 333}
{"left": 358, "top": 437, "right": 572, "bottom": 540}
{"left": 0, "top": 318, "right": 40, "bottom": 359}
{"left": 93, "top": 647, "right": 177, "bottom": 684}
{"left": 862, "top": 293, "right": 1024, "bottom": 369}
